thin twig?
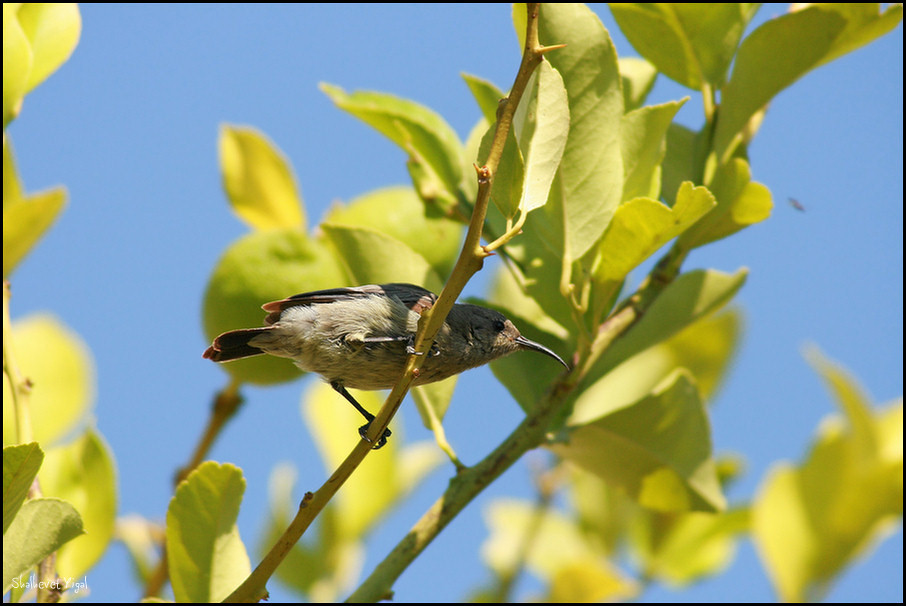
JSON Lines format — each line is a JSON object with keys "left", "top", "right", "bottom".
{"left": 142, "top": 379, "right": 244, "bottom": 599}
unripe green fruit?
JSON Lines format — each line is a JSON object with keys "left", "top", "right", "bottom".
{"left": 202, "top": 229, "right": 347, "bottom": 385}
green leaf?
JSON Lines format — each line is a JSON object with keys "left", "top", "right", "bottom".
{"left": 324, "top": 186, "right": 463, "bottom": 278}
{"left": 321, "top": 84, "right": 467, "bottom": 212}
{"left": 320, "top": 224, "right": 443, "bottom": 293}
{"left": 462, "top": 73, "right": 505, "bottom": 124}
{"left": 14, "top": 3, "right": 81, "bottom": 94}
{"left": 3, "top": 498, "right": 84, "bottom": 592}
{"left": 590, "top": 184, "right": 716, "bottom": 320}
{"left": 713, "top": 6, "right": 847, "bottom": 162}
{"left": 594, "top": 184, "right": 715, "bottom": 286}
{"left": 167, "top": 461, "right": 250, "bottom": 603}
{"left": 411, "top": 375, "right": 458, "bottom": 429}
{"left": 479, "top": 121, "right": 525, "bottom": 219}
{"left": 809, "top": 3, "right": 904, "bottom": 68}
{"left": 219, "top": 125, "right": 305, "bottom": 230}
{"left": 610, "top": 4, "right": 757, "bottom": 89}
{"left": 661, "top": 310, "right": 740, "bottom": 403}
{"left": 3, "top": 314, "right": 93, "bottom": 446}
{"left": 620, "top": 99, "right": 687, "bottom": 202}
{"left": 752, "top": 349, "right": 903, "bottom": 602}
{"left": 531, "top": 3, "right": 624, "bottom": 260}
{"left": 3, "top": 442, "right": 44, "bottom": 534}
{"left": 590, "top": 268, "right": 748, "bottom": 382}
{"left": 513, "top": 61, "right": 570, "bottom": 214}
{"left": 678, "top": 158, "right": 772, "bottom": 250}
{"left": 571, "top": 309, "right": 740, "bottom": 431}
{"left": 303, "top": 382, "right": 441, "bottom": 540}
{"left": 202, "top": 229, "right": 348, "bottom": 385}
{"left": 40, "top": 429, "right": 116, "bottom": 579}
{"left": 661, "top": 123, "right": 698, "bottom": 207}
{"left": 553, "top": 370, "right": 725, "bottom": 513}
{"left": 618, "top": 57, "right": 658, "bottom": 112}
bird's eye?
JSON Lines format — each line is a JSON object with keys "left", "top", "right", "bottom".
{"left": 493, "top": 320, "right": 506, "bottom": 332}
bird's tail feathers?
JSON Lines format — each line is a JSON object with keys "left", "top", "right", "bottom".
{"left": 203, "top": 327, "right": 271, "bottom": 362}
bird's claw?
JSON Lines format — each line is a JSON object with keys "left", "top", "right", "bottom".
{"left": 359, "top": 422, "right": 392, "bottom": 450}
{"left": 405, "top": 337, "right": 440, "bottom": 357}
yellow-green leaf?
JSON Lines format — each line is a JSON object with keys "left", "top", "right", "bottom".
{"left": 620, "top": 99, "right": 687, "bottom": 201}
{"left": 530, "top": 2, "right": 624, "bottom": 260}
{"left": 259, "top": 463, "right": 363, "bottom": 601}
{"left": 482, "top": 499, "right": 638, "bottom": 601}
{"left": 713, "top": 7, "right": 846, "bottom": 161}
{"left": 3, "top": 442, "right": 44, "bottom": 534}
{"left": 547, "top": 558, "right": 637, "bottom": 603}
{"left": 411, "top": 375, "right": 458, "bottom": 431}
{"left": 594, "top": 183, "right": 715, "bottom": 287}
{"left": 804, "top": 4, "right": 904, "bottom": 70}
{"left": 116, "top": 515, "right": 160, "bottom": 587}
{"left": 40, "top": 429, "right": 116, "bottom": 579}
{"left": 678, "top": 158, "right": 772, "bottom": 250}
{"left": 3, "top": 140, "right": 67, "bottom": 277}
{"left": 3, "top": 314, "right": 93, "bottom": 446}
{"left": 590, "top": 268, "right": 747, "bottom": 383}
{"left": 553, "top": 370, "right": 725, "bottom": 513}
{"left": 570, "top": 310, "right": 739, "bottom": 429}
{"left": 219, "top": 124, "right": 305, "bottom": 230}
{"left": 2, "top": 5, "right": 31, "bottom": 128}
{"left": 323, "top": 186, "right": 463, "bottom": 278}
{"left": 321, "top": 84, "right": 467, "bottom": 212}
{"left": 303, "top": 382, "right": 441, "bottom": 540}
{"left": 634, "top": 507, "right": 750, "bottom": 586}
{"left": 320, "top": 223, "right": 443, "bottom": 293}
{"left": 752, "top": 350, "right": 903, "bottom": 602}
{"left": 15, "top": 3, "right": 81, "bottom": 94}
{"left": 462, "top": 73, "right": 505, "bottom": 124}
{"left": 513, "top": 61, "right": 569, "bottom": 214}
{"left": 2, "top": 497, "right": 83, "bottom": 592}
{"left": 610, "top": 4, "right": 757, "bottom": 89}
{"left": 167, "top": 462, "right": 250, "bottom": 603}
{"left": 619, "top": 57, "right": 658, "bottom": 112}
{"left": 478, "top": 116, "right": 525, "bottom": 220}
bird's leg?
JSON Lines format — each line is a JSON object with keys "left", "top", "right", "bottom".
{"left": 330, "top": 380, "right": 391, "bottom": 449}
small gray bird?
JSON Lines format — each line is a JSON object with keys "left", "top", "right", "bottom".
{"left": 203, "top": 283, "right": 568, "bottom": 448}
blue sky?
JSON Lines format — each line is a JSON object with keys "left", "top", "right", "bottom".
{"left": 7, "top": 4, "right": 902, "bottom": 603}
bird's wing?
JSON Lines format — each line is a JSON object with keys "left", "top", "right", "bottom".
{"left": 261, "top": 283, "right": 437, "bottom": 324}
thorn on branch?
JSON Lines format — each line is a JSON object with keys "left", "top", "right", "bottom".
{"left": 537, "top": 43, "right": 567, "bottom": 55}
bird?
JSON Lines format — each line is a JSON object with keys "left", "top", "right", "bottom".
{"left": 204, "top": 283, "right": 568, "bottom": 448}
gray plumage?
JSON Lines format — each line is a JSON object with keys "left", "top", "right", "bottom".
{"left": 203, "top": 283, "right": 567, "bottom": 447}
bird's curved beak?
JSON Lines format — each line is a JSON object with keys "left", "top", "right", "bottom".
{"left": 515, "top": 336, "right": 569, "bottom": 369}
